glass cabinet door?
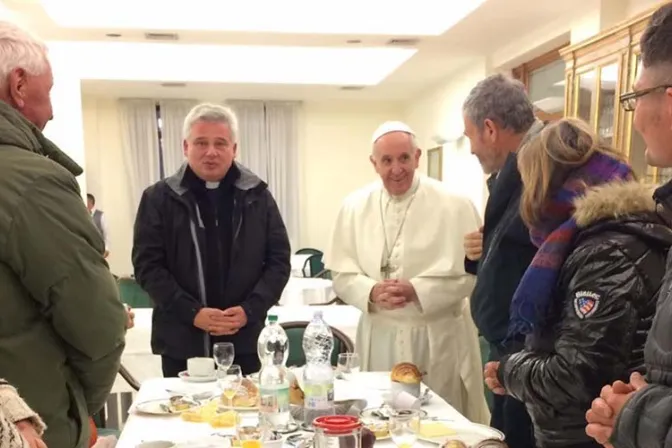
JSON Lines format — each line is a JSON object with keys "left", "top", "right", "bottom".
{"left": 597, "top": 64, "right": 618, "bottom": 146}
{"left": 576, "top": 70, "right": 597, "bottom": 125}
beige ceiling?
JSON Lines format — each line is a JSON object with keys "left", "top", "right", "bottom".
{"left": 3, "top": 0, "right": 589, "bottom": 101}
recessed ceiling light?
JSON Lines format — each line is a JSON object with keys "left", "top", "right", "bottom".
{"left": 48, "top": 42, "right": 416, "bottom": 86}
{"left": 41, "top": 0, "right": 487, "bottom": 36}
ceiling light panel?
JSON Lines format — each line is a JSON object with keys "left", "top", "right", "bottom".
{"left": 40, "top": 0, "right": 487, "bottom": 36}
{"left": 49, "top": 41, "right": 416, "bottom": 85}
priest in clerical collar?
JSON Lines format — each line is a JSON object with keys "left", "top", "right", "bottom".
{"left": 325, "top": 121, "right": 490, "bottom": 424}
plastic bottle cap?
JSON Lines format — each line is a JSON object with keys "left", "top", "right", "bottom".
{"left": 268, "top": 315, "right": 278, "bottom": 322}
{"left": 313, "top": 415, "right": 361, "bottom": 434}
{"left": 313, "top": 310, "right": 323, "bottom": 319}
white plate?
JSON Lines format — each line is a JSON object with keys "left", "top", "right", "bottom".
{"left": 417, "top": 421, "right": 504, "bottom": 446}
{"left": 134, "top": 399, "right": 194, "bottom": 416}
{"left": 179, "top": 371, "right": 216, "bottom": 383}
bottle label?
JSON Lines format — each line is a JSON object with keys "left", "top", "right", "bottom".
{"left": 259, "top": 386, "right": 290, "bottom": 412}
{"left": 304, "top": 383, "right": 334, "bottom": 409}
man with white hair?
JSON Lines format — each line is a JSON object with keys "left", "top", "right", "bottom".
{"left": 326, "top": 121, "right": 490, "bottom": 424}
{"left": 0, "top": 21, "right": 127, "bottom": 448}
{"left": 133, "top": 103, "right": 291, "bottom": 377}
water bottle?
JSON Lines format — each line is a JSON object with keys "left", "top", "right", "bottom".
{"left": 302, "top": 311, "right": 335, "bottom": 427}
{"left": 257, "top": 315, "right": 291, "bottom": 431}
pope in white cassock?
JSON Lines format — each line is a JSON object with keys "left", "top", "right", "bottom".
{"left": 325, "top": 121, "right": 490, "bottom": 424}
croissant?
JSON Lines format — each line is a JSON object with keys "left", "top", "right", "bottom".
{"left": 390, "top": 362, "right": 423, "bottom": 384}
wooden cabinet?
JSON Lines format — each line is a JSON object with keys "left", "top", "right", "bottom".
{"left": 561, "top": 4, "right": 671, "bottom": 183}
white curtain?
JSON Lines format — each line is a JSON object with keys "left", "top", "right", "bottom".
{"left": 158, "top": 99, "right": 198, "bottom": 177}
{"left": 264, "top": 101, "right": 300, "bottom": 246}
{"left": 118, "top": 99, "right": 161, "bottom": 215}
{"left": 227, "top": 100, "right": 300, "bottom": 245}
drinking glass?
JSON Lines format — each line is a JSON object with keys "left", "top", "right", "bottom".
{"left": 220, "top": 365, "right": 243, "bottom": 408}
{"left": 389, "top": 409, "right": 420, "bottom": 448}
{"left": 213, "top": 342, "right": 235, "bottom": 371}
{"left": 337, "top": 352, "right": 360, "bottom": 380}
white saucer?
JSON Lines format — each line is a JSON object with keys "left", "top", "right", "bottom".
{"left": 178, "top": 371, "right": 216, "bottom": 383}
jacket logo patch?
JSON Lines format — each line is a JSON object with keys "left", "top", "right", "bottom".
{"left": 574, "top": 291, "right": 600, "bottom": 319}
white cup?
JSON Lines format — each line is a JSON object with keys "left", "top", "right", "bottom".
{"left": 390, "top": 380, "right": 421, "bottom": 398}
{"left": 187, "top": 357, "right": 215, "bottom": 377}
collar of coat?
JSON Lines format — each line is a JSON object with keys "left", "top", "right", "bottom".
{"left": 0, "top": 100, "right": 83, "bottom": 176}
{"left": 165, "top": 161, "right": 265, "bottom": 196}
{"left": 573, "top": 180, "right": 656, "bottom": 228}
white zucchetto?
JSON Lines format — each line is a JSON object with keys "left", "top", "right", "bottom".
{"left": 371, "top": 121, "right": 415, "bottom": 144}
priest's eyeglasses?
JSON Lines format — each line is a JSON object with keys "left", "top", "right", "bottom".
{"left": 619, "top": 85, "right": 672, "bottom": 111}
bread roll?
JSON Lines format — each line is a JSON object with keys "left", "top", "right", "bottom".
{"left": 390, "top": 362, "right": 423, "bottom": 384}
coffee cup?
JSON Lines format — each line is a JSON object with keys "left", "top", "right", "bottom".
{"left": 187, "top": 357, "right": 215, "bottom": 377}
{"left": 391, "top": 380, "right": 421, "bottom": 398}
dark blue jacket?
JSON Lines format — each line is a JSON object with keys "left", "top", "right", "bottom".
{"left": 465, "top": 151, "right": 537, "bottom": 344}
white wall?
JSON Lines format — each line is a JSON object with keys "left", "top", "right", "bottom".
{"left": 82, "top": 97, "right": 404, "bottom": 274}
{"left": 405, "top": 59, "right": 490, "bottom": 214}
{"left": 298, "top": 101, "right": 404, "bottom": 250}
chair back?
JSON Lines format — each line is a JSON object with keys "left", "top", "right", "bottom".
{"left": 280, "top": 321, "right": 354, "bottom": 367}
{"left": 117, "top": 277, "right": 153, "bottom": 308}
{"left": 303, "top": 254, "right": 325, "bottom": 277}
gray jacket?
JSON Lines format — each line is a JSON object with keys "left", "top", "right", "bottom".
{"left": 612, "top": 180, "right": 672, "bottom": 448}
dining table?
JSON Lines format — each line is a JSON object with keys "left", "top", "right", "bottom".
{"left": 115, "top": 372, "right": 474, "bottom": 447}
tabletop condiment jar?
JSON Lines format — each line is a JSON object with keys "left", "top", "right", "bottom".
{"left": 313, "top": 415, "right": 363, "bottom": 448}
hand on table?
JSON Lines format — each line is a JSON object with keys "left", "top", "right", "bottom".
{"left": 484, "top": 361, "right": 506, "bottom": 395}
{"left": 464, "top": 226, "right": 484, "bottom": 261}
{"left": 585, "top": 372, "right": 648, "bottom": 446}
{"left": 15, "top": 419, "right": 47, "bottom": 448}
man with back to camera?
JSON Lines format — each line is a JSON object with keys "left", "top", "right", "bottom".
{"left": 0, "top": 20, "right": 127, "bottom": 448}
{"left": 132, "top": 103, "right": 291, "bottom": 377}
{"left": 585, "top": 4, "right": 672, "bottom": 447}
{"left": 461, "top": 74, "right": 543, "bottom": 448}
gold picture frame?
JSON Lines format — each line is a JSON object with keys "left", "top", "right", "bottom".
{"left": 427, "top": 146, "right": 443, "bottom": 181}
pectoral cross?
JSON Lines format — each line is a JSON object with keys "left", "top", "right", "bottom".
{"left": 381, "top": 263, "right": 393, "bottom": 280}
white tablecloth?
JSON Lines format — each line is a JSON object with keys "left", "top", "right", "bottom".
{"left": 115, "top": 373, "right": 470, "bottom": 447}
{"left": 114, "top": 305, "right": 361, "bottom": 393}
{"left": 279, "top": 277, "right": 334, "bottom": 306}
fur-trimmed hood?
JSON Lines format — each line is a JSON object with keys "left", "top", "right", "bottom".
{"left": 574, "top": 181, "right": 657, "bottom": 228}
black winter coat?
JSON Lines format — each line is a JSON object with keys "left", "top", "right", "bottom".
{"left": 612, "top": 180, "right": 672, "bottom": 448}
{"left": 132, "top": 163, "right": 291, "bottom": 360}
{"left": 499, "top": 181, "right": 672, "bottom": 448}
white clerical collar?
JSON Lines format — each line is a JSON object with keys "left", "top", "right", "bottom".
{"left": 205, "top": 181, "right": 220, "bottom": 189}
{"left": 382, "top": 172, "right": 420, "bottom": 202}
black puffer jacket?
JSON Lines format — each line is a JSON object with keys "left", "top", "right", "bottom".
{"left": 499, "top": 181, "right": 672, "bottom": 448}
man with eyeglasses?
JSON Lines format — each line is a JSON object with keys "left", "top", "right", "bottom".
{"left": 585, "top": 3, "right": 672, "bottom": 448}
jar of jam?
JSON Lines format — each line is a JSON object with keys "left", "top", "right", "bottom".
{"left": 313, "top": 416, "right": 363, "bottom": 448}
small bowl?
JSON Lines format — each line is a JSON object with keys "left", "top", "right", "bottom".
{"left": 136, "top": 442, "right": 175, "bottom": 448}
{"left": 390, "top": 381, "right": 421, "bottom": 398}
